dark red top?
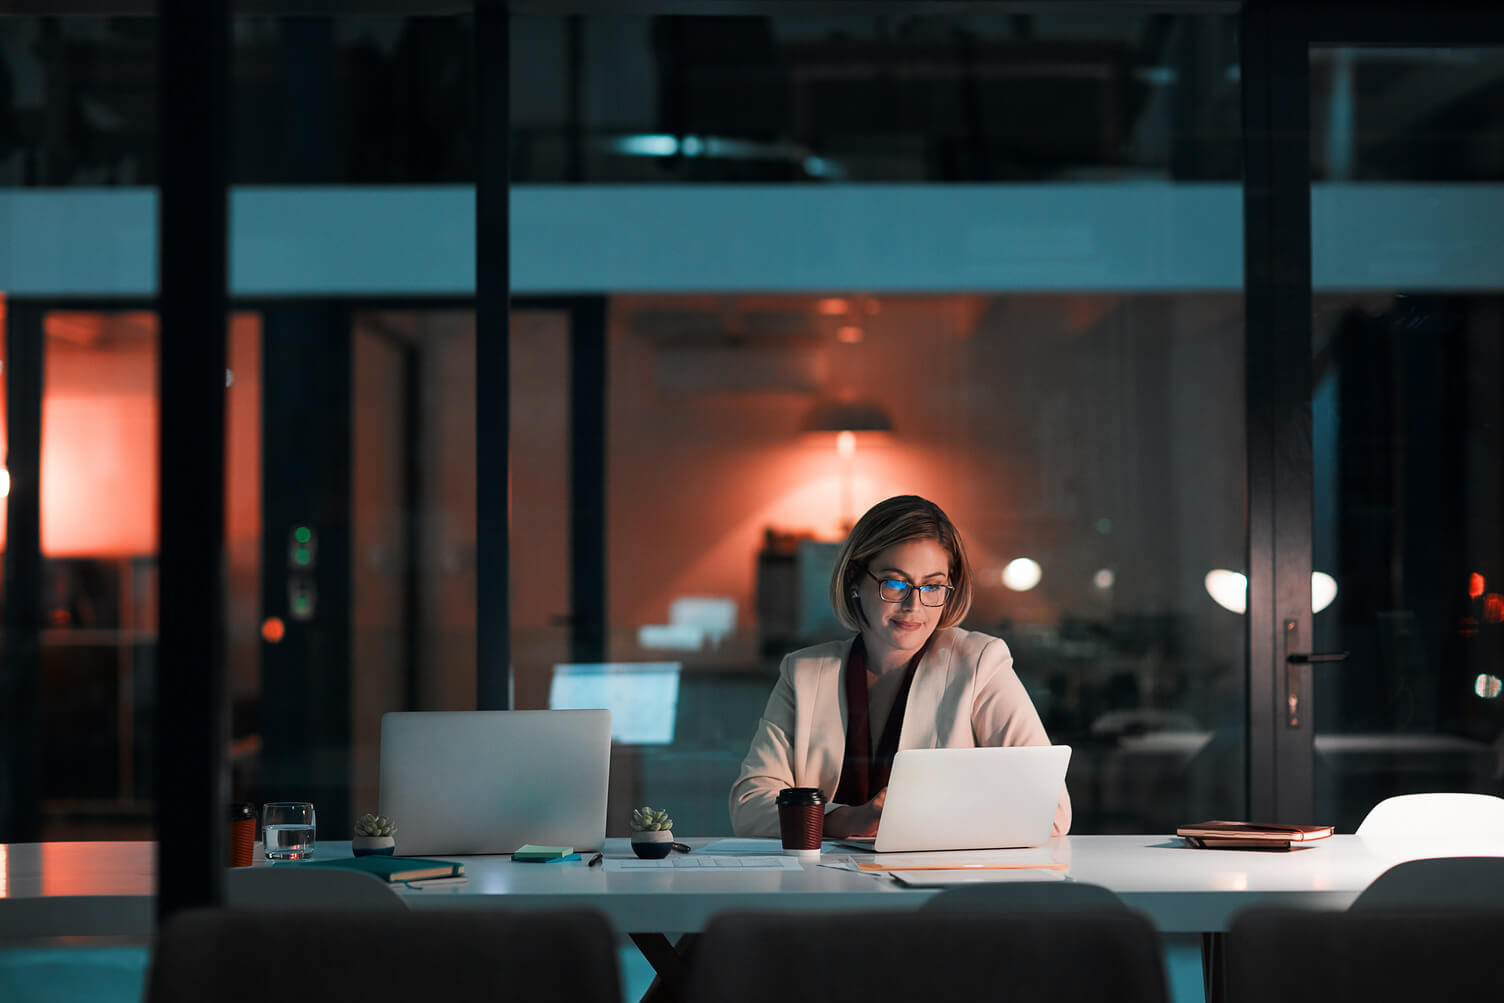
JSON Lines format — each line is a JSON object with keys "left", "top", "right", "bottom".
{"left": 833, "top": 635, "right": 927, "bottom": 805}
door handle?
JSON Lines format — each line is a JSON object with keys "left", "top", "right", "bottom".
{"left": 1283, "top": 618, "right": 1349, "bottom": 727}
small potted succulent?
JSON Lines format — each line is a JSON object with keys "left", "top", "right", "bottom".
{"left": 630, "top": 806, "right": 675, "bottom": 859}
{"left": 352, "top": 812, "right": 397, "bottom": 856}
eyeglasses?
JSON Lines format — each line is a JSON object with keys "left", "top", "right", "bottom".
{"left": 865, "top": 570, "right": 954, "bottom": 607}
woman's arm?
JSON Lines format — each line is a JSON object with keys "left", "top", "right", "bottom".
{"left": 728, "top": 655, "right": 800, "bottom": 837}
{"left": 972, "top": 638, "right": 1073, "bottom": 836}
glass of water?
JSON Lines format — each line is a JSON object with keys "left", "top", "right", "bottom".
{"left": 261, "top": 801, "right": 316, "bottom": 860}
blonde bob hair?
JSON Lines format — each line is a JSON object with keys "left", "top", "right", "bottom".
{"left": 828, "top": 495, "right": 974, "bottom": 633}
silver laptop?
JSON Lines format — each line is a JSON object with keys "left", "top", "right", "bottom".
{"left": 844, "top": 745, "right": 1071, "bottom": 852}
{"left": 379, "top": 709, "right": 611, "bottom": 855}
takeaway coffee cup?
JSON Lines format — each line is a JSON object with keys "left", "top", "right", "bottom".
{"left": 776, "top": 787, "right": 826, "bottom": 857}
{"left": 227, "top": 802, "right": 256, "bottom": 867}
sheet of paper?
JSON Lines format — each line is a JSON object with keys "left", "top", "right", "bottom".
{"left": 848, "top": 848, "right": 1068, "bottom": 871}
{"left": 890, "top": 869, "right": 1070, "bottom": 887}
{"left": 602, "top": 854, "right": 806, "bottom": 871}
{"left": 698, "top": 839, "right": 865, "bottom": 856}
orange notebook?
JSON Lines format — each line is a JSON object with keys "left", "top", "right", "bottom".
{"left": 1176, "top": 820, "right": 1333, "bottom": 851}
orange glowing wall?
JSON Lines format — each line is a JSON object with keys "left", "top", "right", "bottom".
{"left": 605, "top": 293, "right": 1245, "bottom": 636}
{"left": 0, "top": 313, "right": 262, "bottom": 589}
{"left": 0, "top": 313, "right": 159, "bottom": 556}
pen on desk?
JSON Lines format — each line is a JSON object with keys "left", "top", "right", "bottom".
{"left": 671, "top": 842, "right": 692, "bottom": 854}
{"left": 588, "top": 852, "right": 603, "bottom": 867}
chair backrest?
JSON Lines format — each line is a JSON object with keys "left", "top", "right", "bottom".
{"left": 919, "top": 880, "right": 1124, "bottom": 912}
{"left": 225, "top": 866, "right": 408, "bottom": 910}
{"left": 147, "top": 908, "right": 620, "bottom": 1003}
{"left": 687, "top": 908, "right": 1167, "bottom": 1003}
{"left": 1351, "top": 856, "right": 1504, "bottom": 910}
{"left": 1228, "top": 906, "right": 1502, "bottom": 1003}
{"left": 1355, "top": 793, "right": 1504, "bottom": 837}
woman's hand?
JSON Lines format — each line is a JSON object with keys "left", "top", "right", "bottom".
{"left": 822, "top": 788, "right": 886, "bottom": 839}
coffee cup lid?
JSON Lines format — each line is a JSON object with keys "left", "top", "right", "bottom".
{"left": 776, "top": 787, "right": 827, "bottom": 805}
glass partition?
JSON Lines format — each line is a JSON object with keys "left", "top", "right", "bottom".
{"left": 510, "top": 9, "right": 1247, "bottom": 836}
{"left": 1310, "top": 45, "right": 1504, "bottom": 830}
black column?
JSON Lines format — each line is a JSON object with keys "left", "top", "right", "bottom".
{"left": 570, "top": 299, "right": 608, "bottom": 665}
{"left": 476, "top": 0, "right": 512, "bottom": 709}
{"left": 157, "top": 2, "right": 230, "bottom": 917}
{"left": 259, "top": 305, "right": 352, "bottom": 832}
{"left": 402, "top": 344, "right": 422, "bottom": 713}
{"left": 1241, "top": 6, "right": 1314, "bottom": 823}
{"left": 0, "top": 303, "right": 44, "bottom": 843}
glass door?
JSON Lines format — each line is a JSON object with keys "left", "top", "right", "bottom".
{"left": 1302, "top": 40, "right": 1504, "bottom": 831}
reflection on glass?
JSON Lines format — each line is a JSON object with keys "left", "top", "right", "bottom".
{"left": 558, "top": 292, "right": 1248, "bottom": 836}
{"left": 26, "top": 312, "right": 257, "bottom": 840}
{"left": 1310, "top": 45, "right": 1504, "bottom": 832}
{"left": 550, "top": 663, "right": 683, "bottom": 745}
{"left": 35, "top": 312, "right": 160, "bottom": 839}
{"left": 1202, "top": 570, "right": 1338, "bottom": 615}
{"left": 1002, "top": 558, "right": 1044, "bottom": 593}
{"left": 511, "top": 13, "right": 1242, "bottom": 184}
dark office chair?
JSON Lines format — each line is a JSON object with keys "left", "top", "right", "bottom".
{"left": 146, "top": 908, "right": 620, "bottom": 1003}
{"left": 1227, "top": 906, "right": 1501, "bottom": 1003}
{"left": 686, "top": 908, "right": 1168, "bottom": 1003}
{"left": 919, "top": 879, "right": 1124, "bottom": 912}
{"left": 1350, "top": 856, "right": 1504, "bottom": 910}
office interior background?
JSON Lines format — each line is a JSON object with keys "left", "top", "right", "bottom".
{"left": 0, "top": 4, "right": 1502, "bottom": 858}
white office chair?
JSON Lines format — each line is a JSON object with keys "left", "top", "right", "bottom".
{"left": 225, "top": 866, "right": 408, "bottom": 910}
{"left": 1354, "top": 793, "right": 1504, "bottom": 838}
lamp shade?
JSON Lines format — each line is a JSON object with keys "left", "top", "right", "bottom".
{"left": 801, "top": 398, "right": 893, "bottom": 433}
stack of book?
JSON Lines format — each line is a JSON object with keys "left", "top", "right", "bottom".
{"left": 1176, "top": 821, "right": 1334, "bottom": 850}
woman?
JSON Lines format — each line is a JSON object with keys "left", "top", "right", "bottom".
{"left": 730, "top": 495, "right": 1071, "bottom": 838}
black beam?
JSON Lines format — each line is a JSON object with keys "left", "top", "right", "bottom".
{"left": 1301, "top": 5, "right": 1504, "bottom": 44}
{"left": 402, "top": 344, "right": 422, "bottom": 711}
{"left": 1241, "top": 5, "right": 1313, "bottom": 823}
{"left": 570, "top": 298, "right": 608, "bottom": 665}
{"left": 157, "top": 1, "right": 230, "bottom": 917}
{"left": 477, "top": 0, "right": 512, "bottom": 709}
{"left": 0, "top": 303, "right": 44, "bottom": 843}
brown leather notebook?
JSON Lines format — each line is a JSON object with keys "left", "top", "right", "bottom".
{"left": 1176, "top": 820, "right": 1333, "bottom": 851}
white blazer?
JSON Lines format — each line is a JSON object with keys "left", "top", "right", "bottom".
{"left": 729, "top": 626, "right": 1072, "bottom": 838}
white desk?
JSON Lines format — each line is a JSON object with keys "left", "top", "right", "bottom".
{"left": 3, "top": 834, "right": 1500, "bottom": 940}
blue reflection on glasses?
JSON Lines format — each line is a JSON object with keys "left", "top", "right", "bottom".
{"left": 865, "top": 570, "right": 953, "bottom": 606}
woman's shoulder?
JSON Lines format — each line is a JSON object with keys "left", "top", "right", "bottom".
{"left": 931, "top": 626, "right": 1012, "bottom": 665}
{"left": 782, "top": 637, "right": 851, "bottom": 666}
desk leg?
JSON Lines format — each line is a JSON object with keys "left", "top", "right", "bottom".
{"left": 1200, "top": 932, "right": 1226, "bottom": 1003}
{"left": 630, "top": 932, "right": 700, "bottom": 1003}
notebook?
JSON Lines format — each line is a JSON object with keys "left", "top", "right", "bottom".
{"left": 839, "top": 745, "right": 1071, "bottom": 853}
{"left": 379, "top": 709, "right": 611, "bottom": 855}
{"left": 1177, "top": 820, "right": 1334, "bottom": 850}
{"left": 299, "top": 855, "right": 463, "bottom": 883}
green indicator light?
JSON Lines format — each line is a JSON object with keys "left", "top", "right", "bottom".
{"left": 294, "top": 527, "right": 311, "bottom": 543}
{"left": 293, "top": 549, "right": 310, "bottom": 565}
